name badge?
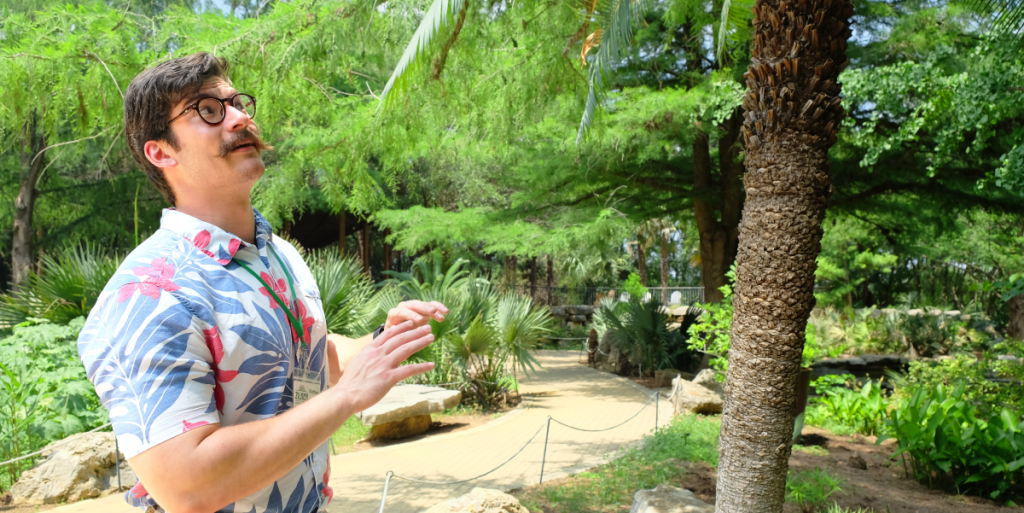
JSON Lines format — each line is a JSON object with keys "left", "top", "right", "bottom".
{"left": 293, "top": 369, "right": 321, "bottom": 406}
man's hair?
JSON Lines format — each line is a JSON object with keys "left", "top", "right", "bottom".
{"left": 124, "top": 52, "right": 231, "bottom": 205}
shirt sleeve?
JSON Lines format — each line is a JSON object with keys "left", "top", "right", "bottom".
{"left": 78, "top": 287, "right": 221, "bottom": 459}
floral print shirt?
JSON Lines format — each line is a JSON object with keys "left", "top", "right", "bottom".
{"left": 78, "top": 208, "right": 332, "bottom": 513}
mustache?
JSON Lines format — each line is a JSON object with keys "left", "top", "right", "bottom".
{"left": 219, "top": 129, "right": 273, "bottom": 157}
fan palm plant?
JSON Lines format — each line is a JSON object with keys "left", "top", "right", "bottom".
{"left": 306, "top": 249, "right": 377, "bottom": 337}
{"left": 0, "top": 244, "right": 122, "bottom": 329}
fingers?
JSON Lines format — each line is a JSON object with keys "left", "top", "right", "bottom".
{"left": 392, "top": 361, "right": 436, "bottom": 383}
{"left": 371, "top": 320, "right": 415, "bottom": 348}
{"left": 387, "top": 331, "right": 435, "bottom": 364}
{"left": 382, "top": 325, "right": 433, "bottom": 355}
{"left": 389, "top": 300, "right": 449, "bottom": 325}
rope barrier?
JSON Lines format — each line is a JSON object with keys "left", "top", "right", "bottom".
{"left": 548, "top": 392, "right": 657, "bottom": 432}
{"left": 0, "top": 422, "right": 112, "bottom": 468}
{"left": 385, "top": 421, "right": 548, "bottom": 485}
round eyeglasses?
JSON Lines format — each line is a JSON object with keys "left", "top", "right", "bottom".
{"left": 168, "top": 93, "right": 257, "bottom": 126}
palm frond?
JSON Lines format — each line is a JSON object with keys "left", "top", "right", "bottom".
{"left": 961, "top": 0, "right": 1024, "bottom": 41}
{"left": 716, "top": 0, "right": 754, "bottom": 63}
{"left": 577, "top": 0, "right": 648, "bottom": 145}
{"left": 306, "top": 249, "right": 375, "bottom": 336}
{"left": 377, "top": 0, "right": 468, "bottom": 112}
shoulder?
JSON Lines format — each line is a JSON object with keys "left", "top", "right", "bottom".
{"left": 270, "top": 236, "right": 314, "bottom": 279}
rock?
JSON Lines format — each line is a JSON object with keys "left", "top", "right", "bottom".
{"left": 550, "top": 306, "right": 566, "bottom": 317}
{"left": 907, "top": 309, "right": 923, "bottom": 316}
{"left": 357, "top": 385, "right": 461, "bottom": 441}
{"left": 998, "top": 354, "right": 1023, "bottom": 363}
{"left": 629, "top": 484, "right": 714, "bottom": 513}
{"left": 943, "top": 310, "right": 961, "bottom": 317}
{"left": 849, "top": 454, "right": 867, "bottom": 470}
{"left": 667, "top": 322, "right": 681, "bottom": 331}
{"left": 691, "top": 369, "right": 724, "bottom": 396}
{"left": 572, "top": 314, "right": 588, "bottom": 323}
{"left": 11, "top": 432, "right": 135, "bottom": 505}
{"left": 671, "top": 377, "right": 723, "bottom": 415}
{"left": 0, "top": 492, "right": 11, "bottom": 506}
{"left": 654, "top": 369, "right": 682, "bottom": 388}
{"left": 565, "top": 305, "right": 595, "bottom": 316}
{"left": 365, "top": 414, "right": 432, "bottom": 441}
{"left": 425, "top": 487, "right": 529, "bottom": 513}
{"left": 810, "top": 354, "right": 908, "bottom": 381}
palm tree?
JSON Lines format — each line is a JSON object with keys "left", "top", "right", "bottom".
{"left": 637, "top": 218, "right": 678, "bottom": 303}
{"left": 713, "top": 0, "right": 854, "bottom": 509}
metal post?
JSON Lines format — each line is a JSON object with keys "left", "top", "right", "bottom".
{"left": 539, "top": 417, "right": 551, "bottom": 484}
{"left": 115, "top": 437, "right": 122, "bottom": 491}
{"left": 377, "top": 471, "right": 394, "bottom": 513}
{"left": 330, "top": 439, "right": 336, "bottom": 456}
{"left": 655, "top": 391, "right": 659, "bottom": 433}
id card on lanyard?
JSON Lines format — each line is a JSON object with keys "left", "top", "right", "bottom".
{"left": 234, "top": 245, "right": 321, "bottom": 406}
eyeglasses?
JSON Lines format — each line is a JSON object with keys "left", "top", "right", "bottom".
{"left": 168, "top": 93, "right": 257, "bottom": 126}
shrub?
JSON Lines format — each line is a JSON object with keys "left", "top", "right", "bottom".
{"left": 785, "top": 467, "right": 845, "bottom": 513}
{"left": 598, "top": 298, "right": 701, "bottom": 373}
{"left": 623, "top": 272, "right": 648, "bottom": 300}
{"left": 0, "top": 318, "right": 106, "bottom": 490}
{"left": 889, "top": 347, "right": 1024, "bottom": 417}
{"left": 882, "top": 381, "right": 1024, "bottom": 500}
{"left": 306, "top": 249, "right": 376, "bottom": 337}
{"left": 806, "top": 374, "right": 888, "bottom": 436}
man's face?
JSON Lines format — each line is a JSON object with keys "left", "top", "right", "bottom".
{"left": 160, "top": 77, "right": 268, "bottom": 194}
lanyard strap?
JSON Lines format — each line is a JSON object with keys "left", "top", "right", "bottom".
{"left": 234, "top": 248, "right": 306, "bottom": 347}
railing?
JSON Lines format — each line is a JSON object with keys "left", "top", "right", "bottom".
{"left": 509, "top": 285, "right": 704, "bottom": 306}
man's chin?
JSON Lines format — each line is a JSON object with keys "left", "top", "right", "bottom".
{"left": 232, "top": 154, "right": 266, "bottom": 179}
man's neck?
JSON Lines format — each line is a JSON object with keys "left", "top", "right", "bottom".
{"left": 175, "top": 195, "right": 257, "bottom": 245}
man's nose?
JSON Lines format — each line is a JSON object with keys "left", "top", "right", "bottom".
{"left": 224, "top": 103, "right": 252, "bottom": 132}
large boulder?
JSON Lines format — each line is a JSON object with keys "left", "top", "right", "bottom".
{"left": 654, "top": 369, "right": 690, "bottom": 388}
{"left": 425, "top": 487, "right": 529, "bottom": 513}
{"left": 671, "top": 377, "right": 723, "bottom": 415}
{"left": 629, "top": 484, "right": 714, "bottom": 513}
{"left": 11, "top": 431, "right": 135, "bottom": 505}
{"left": 357, "top": 385, "right": 461, "bottom": 441}
{"left": 691, "top": 369, "right": 724, "bottom": 396}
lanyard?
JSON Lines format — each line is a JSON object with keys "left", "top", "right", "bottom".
{"left": 233, "top": 246, "right": 306, "bottom": 348}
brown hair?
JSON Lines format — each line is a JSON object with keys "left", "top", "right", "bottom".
{"left": 123, "top": 52, "right": 231, "bottom": 205}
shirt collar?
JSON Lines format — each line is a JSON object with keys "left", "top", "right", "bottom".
{"left": 160, "top": 207, "right": 275, "bottom": 267}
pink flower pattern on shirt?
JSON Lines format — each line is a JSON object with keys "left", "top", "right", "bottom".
{"left": 116, "top": 257, "right": 182, "bottom": 302}
{"left": 259, "top": 271, "right": 291, "bottom": 310}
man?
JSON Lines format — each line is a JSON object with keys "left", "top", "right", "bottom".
{"left": 77, "top": 52, "right": 447, "bottom": 513}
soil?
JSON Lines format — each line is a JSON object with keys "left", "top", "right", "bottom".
{"left": 671, "top": 426, "right": 1021, "bottom": 513}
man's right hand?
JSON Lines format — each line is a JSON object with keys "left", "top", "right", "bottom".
{"left": 334, "top": 320, "right": 435, "bottom": 412}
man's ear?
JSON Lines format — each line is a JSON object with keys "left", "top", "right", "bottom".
{"left": 143, "top": 140, "right": 178, "bottom": 169}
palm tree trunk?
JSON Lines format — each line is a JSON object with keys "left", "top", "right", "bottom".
{"left": 338, "top": 212, "right": 346, "bottom": 256}
{"left": 715, "top": 0, "right": 852, "bottom": 510}
{"left": 637, "top": 235, "right": 647, "bottom": 287}
{"left": 660, "top": 232, "right": 670, "bottom": 304}
{"left": 13, "top": 116, "right": 45, "bottom": 291}
{"left": 546, "top": 254, "right": 554, "bottom": 305}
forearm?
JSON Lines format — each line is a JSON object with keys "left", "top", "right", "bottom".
{"left": 133, "top": 385, "right": 357, "bottom": 513}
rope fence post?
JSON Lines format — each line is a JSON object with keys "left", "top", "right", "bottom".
{"left": 655, "top": 391, "right": 659, "bottom": 433}
{"left": 377, "top": 471, "right": 394, "bottom": 513}
{"left": 539, "top": 416, "right": 551, "bottom": 484}
{"left": 115, "top": 437, "right": 122, "bottom": 492}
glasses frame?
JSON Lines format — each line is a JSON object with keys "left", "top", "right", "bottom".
{"left": 168, "top": 93, "right": 257, "bottom": 126}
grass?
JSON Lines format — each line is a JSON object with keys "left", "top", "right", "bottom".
{"left": 516, "top": 414, "right": 721, "bottom": 513}
{"left": 793, "top": 444, "right": 830, "bottom": 456}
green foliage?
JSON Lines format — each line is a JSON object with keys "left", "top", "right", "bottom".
{"left": 815, "top": 215, "right": 899, "bottom": 308}
{"left": 0, "top": 244, "right": 122, "bottom": 328}
{"left": 686, "top": 267, "right": 735, "bottom": 374}
{"left": 598, "top": 298, "right": 700, "bottom": 372}
{"left": 883, "top": 381, "right": 1024, "bottom": 500}
{"left": 306, "top": 249, "right": 375, "bottom": 337}
{"left": 785, "top": 468, "right": 845, "bottom": 513}
{"left": 891, "top": 341, "right": 1024, "bottom": 416}
{"left": 517, "top": 414, "right": 721, "bottom": 513}
{"left": 622, "top": 272, "right": 648, "bottom": 300}
{"left": 806, "top": 374, "right": 888, "bottom": 437}
{"left": 0, "top": 317, "right": 105, "bottom": 488}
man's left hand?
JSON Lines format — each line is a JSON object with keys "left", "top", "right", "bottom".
{"left": 384, "top": 300, "right": 449, "bottom": 331}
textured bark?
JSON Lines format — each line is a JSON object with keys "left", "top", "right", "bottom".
{"left": 384, "top": 228, "right": 392, "bottom": 272}
{"left": 547, "top": 255, "right": 554, "bottom": 305}
{"left": 715, "top": 0, "right": 853, "bottom": 509}
{"left": 693, "top": 125, "right": 742, "bottom": 305}
{"left": 13, "top": 118, "right": 46, "bottom": 290}
{"left": 360, "top": 223, "right": 370, "bottom": 276}
{"left": 660, "top": 232, "right": 670, "bottom": 304}
{"left": 637, "top": 233, "right": 648, "bottom": 287}
{"left": 431, "top": 0, "right": 469, "bottom": 81}
{"left": 1009, "top": 295, "right": 1024, "bottom": 341}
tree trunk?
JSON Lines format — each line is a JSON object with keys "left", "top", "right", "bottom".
{"left": 360, "top": 222, "right": 370, "bottom": 276}
{"left": 530, "top": 256, "right": 538, "bottom": 299}
{"left": 384, "top": 228, "right": 392, "bottom": 272}
{"left": 715, "top": 0, "right": 852, "bottom": 510}
{"left": 339, "top": 212, "right": 346, "bottom": 256}
{"left": 547, "top": 254, "right": 554, "bottom": 305}
{"left": 693, "top": 126, "right": 741, "bottom": 305}
{"left": 637, "top": 235, "right": 647, "bottom": 287}
{"left": 660, "top": 232, "right": 670, "bottom": 304}
{"left": 1008, "top": 295, "right": 1024, "bottom": 341}
{"left": 13, "top": 118, "right": 45, "bottom": 290}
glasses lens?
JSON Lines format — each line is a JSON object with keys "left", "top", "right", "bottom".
{"left": 234, "top": 94, "right": 256, "bottom": 120}
{"left": 197, "top": 98, "right": 225, "bottom": 123}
